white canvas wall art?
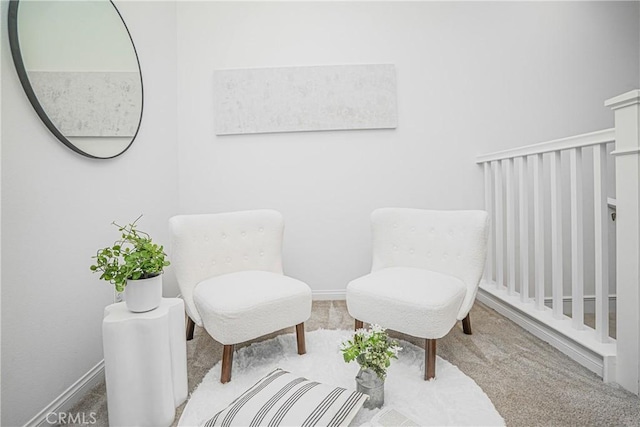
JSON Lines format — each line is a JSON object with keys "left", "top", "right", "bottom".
{"left": 213, "top": 64, "right": 397, "bottom": 135}
{"left": 28, "top": 71, "right": 141, "bottom": 137}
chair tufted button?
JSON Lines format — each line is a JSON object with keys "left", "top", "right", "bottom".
{"left": 204, "top": 235, "right": 209, "bottom": 242}
{"left": 221, "top": 233, "right": 227, "bottom": 239}
{"left": 411, "top": 226, "right": 416, "bottom": 232}
{"left": 443, "top": 252, "right": 448, "bottom": 260}
{"left": 393, "top": 245, "right": 398, "bottom": 251}
{"left": 430, "top": 227, "right": 435, "bottom": 233}
{"left": 241, "top": 232, "right": 247, "bottom": 238}
{"left": 226, "top": 257, "right": 231, "bottom": 263}
{"left": 393, "top": 223, "right": 399, "bottom": 229}
{"left": 457, "top": 254, "right": 462, "bottom": 260}
{"left": 410, "top": 249, "right": 415, "bottom": 255}
{"left": 211, "top": 260, "right": 217, "bottom": 266}
{"left": 427, "top": 251, "right": 432, "bottom": 257}
{"left": 259, "top": 227, "right": 264, "bottom": 233}
{"left": 244, "top": 256, "right": 249, "bottom": 261}
{"left": 199, "top": 262, "right": 204, "bottom": 268}
{"left": 260, "top": 251, "right": 264, "bottom": 257}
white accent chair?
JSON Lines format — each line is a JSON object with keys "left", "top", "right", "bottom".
{"left": 169, "top": 210, "right": 312, "bottom": 383}
{"left": 346, "top": 208, "right": 489, "bottom": 380}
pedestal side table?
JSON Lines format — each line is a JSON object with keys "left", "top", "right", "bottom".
{"left": 103, "top": 298, "right": 188, "bottom": 427}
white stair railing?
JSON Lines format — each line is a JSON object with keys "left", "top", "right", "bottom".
{"left": 476, "top": 128, "right": 617, "bottom": 381}
{"left": 476, "top": 90, "right": 640, "bottom": 395}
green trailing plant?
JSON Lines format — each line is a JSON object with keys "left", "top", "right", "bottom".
{"left": 90, "top": 216, "right": 170, "bottom": 293}
{"left": 340, "top": 324, "right": 402, "bottom": 380}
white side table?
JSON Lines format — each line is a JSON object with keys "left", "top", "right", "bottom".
{"left": 103, "top": 298, "right": 188, "bottom": 427}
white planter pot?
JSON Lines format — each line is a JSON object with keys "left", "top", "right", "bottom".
{"left": 124, "top": 275, "right": 163, "bottom": 313}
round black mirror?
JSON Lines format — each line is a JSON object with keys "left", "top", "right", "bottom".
{"left": 8, "top": 0, "right": 143, "bottom": 159}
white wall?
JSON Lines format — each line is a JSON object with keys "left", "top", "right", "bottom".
{"left": 176, "top": 1, "right": 639, "bottom": 296}
{"left": 0, "top": 1, "right": 178, "bottom": 425}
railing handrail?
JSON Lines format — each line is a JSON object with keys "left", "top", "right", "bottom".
{"left": 476, "top": 128, "right": 615, "bottom": 164}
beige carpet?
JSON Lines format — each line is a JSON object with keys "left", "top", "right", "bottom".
{"left": 71, "top": 301, "right": 639, "bottom": 426}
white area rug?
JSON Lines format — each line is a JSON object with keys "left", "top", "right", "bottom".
{"left": 179, "top": 329, "right": 505, "bottom": 426}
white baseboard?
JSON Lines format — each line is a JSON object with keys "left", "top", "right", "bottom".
{"left": 543, "top": 295, "right": 617, "bottom": 314}
{"left": 181, "top": 290, "right": 347, "bottom": 301}
{"left": 312, "top": 290, "right": 346, "bottom": 300}
{"left": 25, "top": 361, "right": 105, "bottom": 427}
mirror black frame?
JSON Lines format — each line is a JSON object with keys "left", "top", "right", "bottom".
{"left": 7, "top": 0, "right": 144, "bottom": 159}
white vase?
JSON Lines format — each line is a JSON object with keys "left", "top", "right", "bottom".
{"left": 124, "top": 274, "right": 163, "bottom": 312}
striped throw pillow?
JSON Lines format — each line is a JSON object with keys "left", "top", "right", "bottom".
{"left": 203, "top": 368, "right": 369, "bottom": 427}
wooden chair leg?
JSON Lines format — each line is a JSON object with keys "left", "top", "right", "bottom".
{"left": 355, "top": 319, "right": 363, "bottom": 330}
{"left": 462, "top": 313, "right": 472, "bottom": 335}
{"left": 425, "top": 339, "right": 436, "bottom": 380}
{"left": 296, "top": 323, "right": 306, "bottom": 355}
{"left": 186, "top": 316, "right": 195, "bottom": 341}
{"left": 221, "top": 344, "right": 234, "bottom": 384}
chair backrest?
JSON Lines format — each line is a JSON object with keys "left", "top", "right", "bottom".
{"left": 169, "top": 210, "right": 284, "bottom": 325}
{"left": 371, "top": 208, "right": 489, "bottom": 319}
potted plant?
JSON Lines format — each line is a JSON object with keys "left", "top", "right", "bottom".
{"left": 340, "top": 324, "right": 402, "bottom": 409}
{"left": 90, "top": 216, "right": 170, "bottom": 312}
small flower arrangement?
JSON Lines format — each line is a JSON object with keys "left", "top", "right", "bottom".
{"left": 340, "top": 324, "right": 402, "bottom": 380}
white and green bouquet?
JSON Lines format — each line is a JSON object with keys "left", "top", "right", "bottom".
{"left": 340, "top": 324, "right": 402, "bottom": 380}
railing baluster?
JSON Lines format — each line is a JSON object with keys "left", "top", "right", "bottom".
{"left": 494, "top": 160, "right": 504, "bottom": 289}
{"left": 550, "top": 151, "right": 564, "bottom": 319}
{"left": 570, "top": 148, "right": 585, "bottom": 330}
{"left": 593, "top": 144, "right": 610, "bottom": 342}
{"left": 533, "top": 153, "right": 545, "bottom": 310}
{"left": 505, "top": 158, "right": 516, "bottom": 295}
{"left": 483, "top": 162, "right": 494, "bottom": 284}
{"left": 517, "top": 156, "right": 529, "bottom": 303}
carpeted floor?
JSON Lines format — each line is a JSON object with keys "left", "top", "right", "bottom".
{"left": 71, "top": 301, "right": 639, "bottom": 426}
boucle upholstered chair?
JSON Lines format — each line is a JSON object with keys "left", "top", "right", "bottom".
{"left": 347, "top": 208, "right": 489, "bottom": 380}
{"left": 169, "top": 210, "right": 312, "bottom": 383}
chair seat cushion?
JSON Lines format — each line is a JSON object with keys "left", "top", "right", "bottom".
{"left": 346, "top": 267, "right": 466, "bottom": 339}
{"left": 194, "top": 271, "right": 312, "bottom": 344}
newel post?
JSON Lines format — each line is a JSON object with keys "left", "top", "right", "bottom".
{"left": 606, "top": 90, "right": 640, "bottom": 395}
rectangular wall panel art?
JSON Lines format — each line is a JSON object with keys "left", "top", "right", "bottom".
{"left": 213, "top": 64, "right": 397, "bottom": 135}
{"left": 29, "top": 71, "right": 141, "bottom": 137}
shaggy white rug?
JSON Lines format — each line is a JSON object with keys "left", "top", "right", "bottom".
{"left": 179, "top": 329, "right": 505, "bottom": 426}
